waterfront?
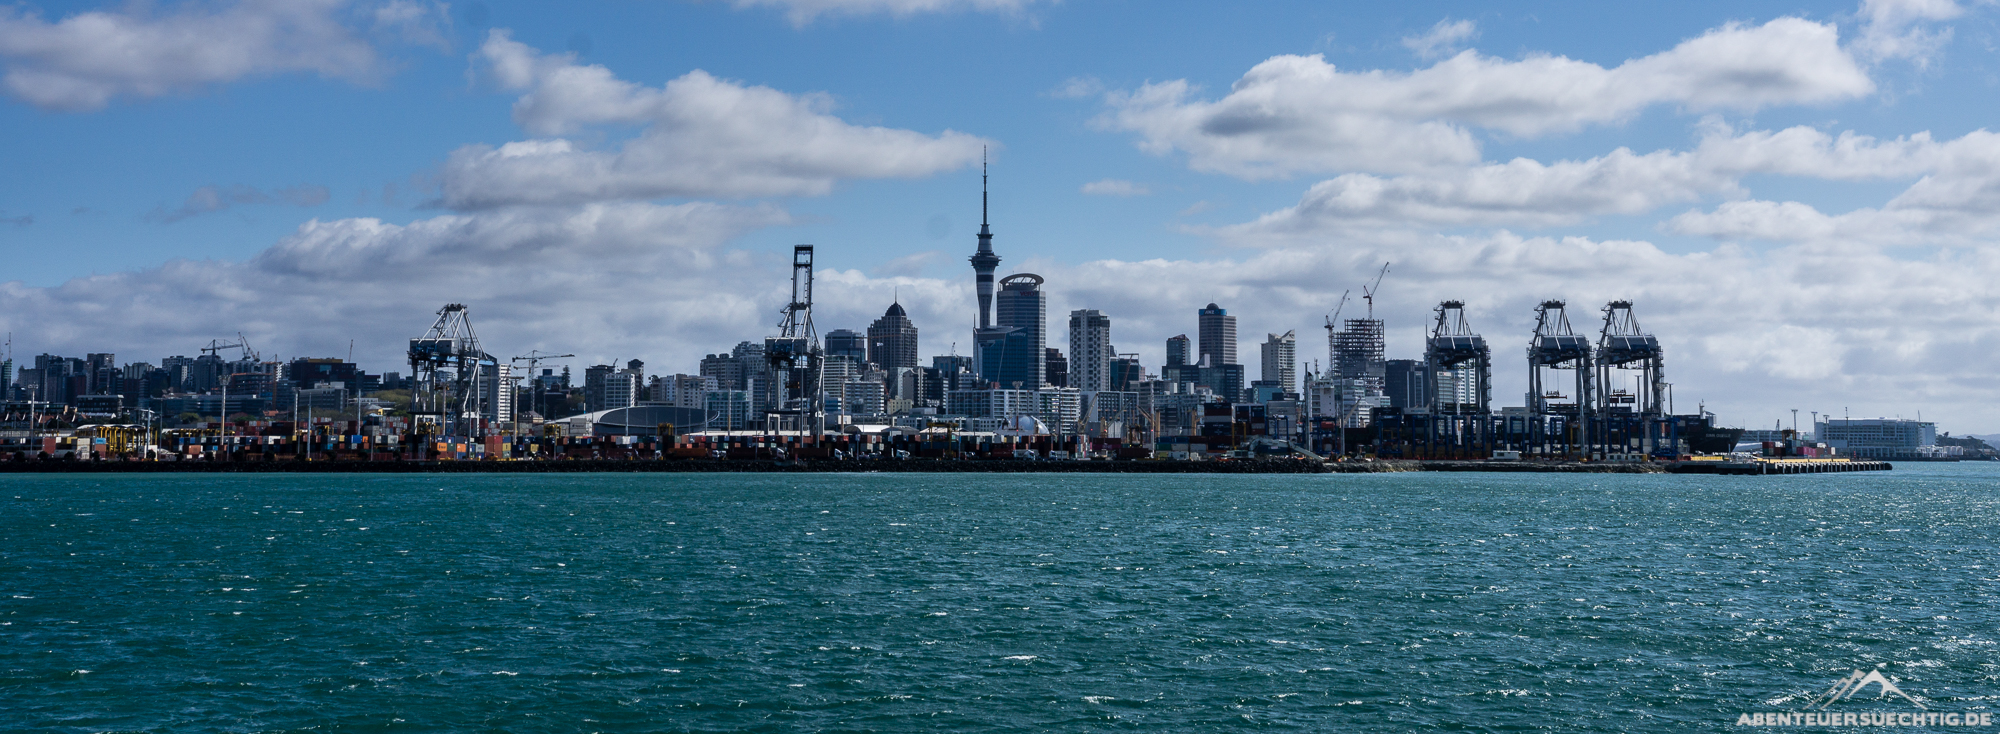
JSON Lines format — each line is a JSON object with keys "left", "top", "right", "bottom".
{"left": 4, "top": 464, "right": 1996, "bottom": 731}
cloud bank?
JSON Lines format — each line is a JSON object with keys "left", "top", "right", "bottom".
{"left": 437, "top": 31, "right": 989, "bottom": 208}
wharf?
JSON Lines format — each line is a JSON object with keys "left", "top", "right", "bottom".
{"left": 0, "top": 458, "right": 1738, "bottom": 474}
{"left": 1666, "top": 459, "right": 1893, "bottom": 475}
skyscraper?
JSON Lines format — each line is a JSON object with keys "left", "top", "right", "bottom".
{"left": 866, "top": 302, "right": 920, "bottom": 369}
{"left": 824, "top": 329, "right": 867, "bottom": 361}
{"left": 1044, "top": 348, "right": 1068, "bottom": 388}
{"left": 1165, "top": 334, "right": 1191, "bottom": 368}
{"left": 1068, "top": 309, "right": 1112, "bottom": 392}
{"left": 985, "top": 273, "right": 1047, "bottom": 388}
{"left": 1197, "top": 303, "right": 1236, "bottom": 366}
{"left": 1260, "top": 330, "right": 1296, "bottom": 393}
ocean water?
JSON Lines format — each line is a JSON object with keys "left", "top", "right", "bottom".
{"left": 3, "top": 464, "right": 1997, "bottom": 732}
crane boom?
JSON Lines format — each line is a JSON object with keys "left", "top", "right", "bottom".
{"left": 1361, "top": 262, "right": 1391, "bottom": 318}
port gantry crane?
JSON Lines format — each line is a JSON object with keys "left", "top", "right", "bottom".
{"left": 1424, "top": 301, "right": 1491, "bottom": 416}
{"left": 510, "top": 350, "right": 574, "bottom": 434}
{"left": 1595, "top": 301, "right": 1668, "bottom": 418}
{"left": 763, "top": 245, "right": 824, "bottom": 434}
{"left": 1527, "top": 300, "right": 1594, "bottom": 458}
{"left": 409, "top": 304, "right": 498, "bottom": 441}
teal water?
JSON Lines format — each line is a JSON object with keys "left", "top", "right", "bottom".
{"left": 3, "top": 464, "right": 1997, "bottom": 732}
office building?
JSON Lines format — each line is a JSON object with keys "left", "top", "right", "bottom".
{"left": 1817, "top": 418, "right": 1938, "bottom": 459}
{"left": 824, "top": 329, "right": 867, "bottom": 361}
{"left": 1068, "top": 309, "right": 1112, "bottom": 393}
{"left": 1165, "top": 334, "right": 1191, "bottom": 368}
{"left": 1197, "top": 304, "right": 1236, "bottom": 367}
{"left": 1384, "top": 359, "right": 1426, "bottom": 410}
{"left": 1109, "top": 354, "right": 1143, "bottom": 392}
{"left": 867, "top": 302, "right": 920, "bottom": 370}
{"left": 1260, "top": 330, "right": 1296, "bottom": 393}
{"left": 981, "top": 273, "right": 1047, "bottom": 388}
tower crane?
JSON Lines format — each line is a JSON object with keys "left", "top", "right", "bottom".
{"left": 510, "top": 351, "right": 574, "bottom": 429}
{"left": 1361, "top": 262, "right": 1390, "bottom": 318}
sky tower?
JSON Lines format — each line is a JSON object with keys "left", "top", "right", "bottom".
{"left": 969, "top": 151, "right": 1001, "bottom": 329}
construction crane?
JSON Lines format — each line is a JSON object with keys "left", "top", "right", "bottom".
{"left": 409, "top": 304, "right": 498, "bottom": 440}
{"left": 1360, "top": 262, "right": 1390, "bottom": 318}
{"left": 200, "top": 333, "right": 259, "bottom": 362}
{"left": 1322, "top": 289, "right": 1349, "bottom": 371}
{"left": 511, "top": 350, "right": 574, "bottom": 429}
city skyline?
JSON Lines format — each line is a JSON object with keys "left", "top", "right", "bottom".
{"left": 1, "top": 0, "right": 1997, "bottom": 431}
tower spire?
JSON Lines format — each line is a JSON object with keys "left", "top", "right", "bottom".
{"left": 969, "top": 149, "right": 1001, "bottom": 330}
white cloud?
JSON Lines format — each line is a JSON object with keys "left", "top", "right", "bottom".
{"left": 1207, "top": 123, "right": 2000, "bottom": 235}
{"left": 1854, "top": 0, "right": 1962, "bottom": 65}
{"left": 1403, "top": 18, "right": 1478, "bottom": 59}
{"left": 371, "top": 0, "right": 451, "bottom": 50}
{"left": 4, "top": 201, "right": 1997, "bottom": 431}
{"left": 728, "top": 0, "right": 1045, "bottom": 25}
{"left": 0, "top": 0, "right": 387, "bottom": 111}
{"left": 1101, "top": 18, "right": 1872, "bottom": 178}
{"left": 0, "top": 202, "right": 794, "bottom": 372}
{"left": 1080, "top": 179, "right": 1150, "bottom": 196}
{"left": 438, "top": 31, "right": 989, "bottom": 208}
{"left": 1663, "top": 128, "right": 2000, "bottom": 244}
{"left": 145, "top": 184, "right": 333, "bottom": 224}
{"left": 1049, "top": 75, "right": 1101, "bottom": 99}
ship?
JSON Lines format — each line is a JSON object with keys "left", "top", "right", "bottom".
{"left": 1681, "top": 415, "right": 1744, "bottom": 455}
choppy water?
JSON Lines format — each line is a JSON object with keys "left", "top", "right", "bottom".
{"left": 4, "top": 464, "right": 1998, "bottom": 732}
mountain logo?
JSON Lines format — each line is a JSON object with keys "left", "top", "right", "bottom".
{"left": 1808, "top": 668, "right": 1925, "bottom": 710}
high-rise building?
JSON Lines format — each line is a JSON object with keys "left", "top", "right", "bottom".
{"left": 1260, "top": 330, "right": 1296, "bottom": 393}
{"left": 1109, "top": 354, "right": 1143, "bottom": 391}
{"left": 602, "top": 370, "right": 640, "bottom": 411}
{"left": 824, "top": 329, "right": 867, "bottom": 361}
{"left": 867, "top": 302, "right": 920, "bottom": 370}
{"left": 982, "top": 273, "right": 1047, "bottom": 388}
{"left": 1384, "top": 359, "right": 1427, "bottom": 409}
{"left": 1165, "top": 335, "right": 1191, "bottom": 368}
{"left": 583, "top": 364, "right": 614, "bottom": 412}
{"left": 1068, "top": 309, "right": 1112, "bottom": 392}
{"left": 481, "top": 362, "right": 515, "bottom": 423}
{"left": 1045, "top": 348, "right": 1068, "bottom": 388}
{"left": 1197, "top": 304, "right": 1237, "bottom": 367}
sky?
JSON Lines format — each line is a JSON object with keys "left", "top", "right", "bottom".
{"left": 0, "top": 0, "right": 1996, "bottom": 433}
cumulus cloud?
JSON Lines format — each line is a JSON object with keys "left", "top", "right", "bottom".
{"left": 1080, "top": 178, "right": 1149, "bottom": 196}
{"left": 1207, "top": 123, "right": 2000, "bottom": 234}
{"left": 145, "top": 184, "right": 333, "bottom": 224}
{"left": 1662, "top": 128, "right": 2000, "bottom": 245}
{"left": 824, "top": 228, "right": 2000, "bottom": 430}
{"left": 438, "top": 31, "right": 989, "bottom": 208}
{"left": 0, "top": 202, "right": 794, "bottom": 371}
{"left": 4, "top": 200, "right": 1997, "bottom": 430}
{"left": 1101, "top": 18, "right": 1872, "bottom": 178}
{"left": 1853, "top": 0, "right": 1962, "bottom": 65}
{"left": 728, "top": 0, "right": 1045, "bottom": 25}
{"left": 0, "top": 0, "right": 392, "bottom": 111}
{"left": 371, "top": 0, "right": 451, "bottom": 49}
{"left": 1402, "top": 18, "right": 1478, "bottom": 59}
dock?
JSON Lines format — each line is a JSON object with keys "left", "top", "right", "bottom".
{"left": 1666, "top": 458, "right": 1893, "bottom": 476}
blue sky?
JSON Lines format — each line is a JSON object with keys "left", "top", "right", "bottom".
{"left": 1, "top": 0, "right": 1996, "bottom": 432}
